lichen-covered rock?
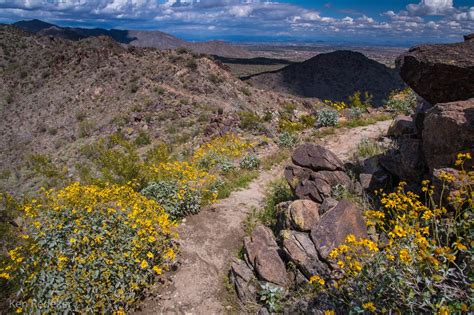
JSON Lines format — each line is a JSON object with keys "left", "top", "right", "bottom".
{"left": 288, "top": 200, "right": 320, "bottom": 231}
{"left": 423, "top": 98, "right": 474, "bottom": 172}
{"left": 311, "top": 199, "right": 367, "bottom": 259}
{"left": 281, "top": 230, "right": 329, "bottom": 278}
{"left": 397, "top": 40, "right": 474, "bottom": 104}
{"left": 291, "top": 143, "right": 345, "bottom": 172}
{"left": 229, "top": 258, "right": 257, "bottom": 303}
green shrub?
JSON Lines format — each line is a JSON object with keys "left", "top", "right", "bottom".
{"left": 354, "top": 138, "right": 388, "bottom": 159}
{"left": 79, "top": 136, "right": 145, "bottom": 188}
{"left": 385, "top": 88, "right": 417, "bottom": 114}
{"left": 26, "top": 154, "right": 66, "bottom": 180}
{"left": 238, "top": 111, "right": 264, "bottom": 132}
{"left": 317, "top": 108, "right": 339, "bottom": 127}
{"left": 0, "top": 183, "right": 176, "bottom": 313}
{"left": 278, "top": 119, "right": 305, "bottom": 133}
{"left": 347, "top": 107, "right": 364, "bottom": 120}
{"left": 134, "top": 130, "right": 151, "bottom": 147}
{"left": 141, "top": 181, "right": 201, "bottom": 219}
{"left": 299, "top": 114, "right": 316, "bottom": 128}
{"left": 259, "top": 283, "right": 283, "bottom": 312}
{"left": 278, "top": 132, "right": 298, "bottom": 148}
{"left": 348, "top": 91, "right": 372, "bottom": 109}
{"left": 78, "top": 120, "right": 95, "bottom": 138}
{"left": 240, "top": 154, "right": 260, "bottom": 170}
{"left": 186, "top": 59, "right": 198, "bottom": 70}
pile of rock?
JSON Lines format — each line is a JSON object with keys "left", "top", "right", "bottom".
{"left": 381, "top": 35, "right": 473, "bottom": 184}
{"left": 230, "top": 144, "right": 367, "bottom": 311}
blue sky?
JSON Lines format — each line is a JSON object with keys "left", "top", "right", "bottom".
{"left": 1, "top": 0, "right": 473, "bottom": 45}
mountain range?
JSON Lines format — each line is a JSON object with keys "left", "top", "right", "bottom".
{"left": 12, "top": 19, "right": 252, "bottom": 58}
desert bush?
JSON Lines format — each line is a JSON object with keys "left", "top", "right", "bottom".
{"left": 385, "top": 89, "right": 417, "bottom": 114}
{"left": 299, "top": 114, "right": 316, "bottom": 128}
{"left": 193, "top": 134, "right": 254, "bottom": 170}
{"left": 354, "top": 138, "right": 388, "bottom": 159}
{"left": 78, "top": 120, "right": 95, "bottom": 138}
{"left": 348, "top": 91, "right": 372, "bottom": 109}
{"left": 144, "top": 143, "right": 171, "bottom": 165}
{"left": 0, "top": 193, "right": 21, "bottom": 305}
{"left": 0, "top": 183, "right": 177, "bottom": 313}
{"left": 323, "top": 100, "right": 347, "bottom": 111}
{"left": 347, "top": 107, "right": 364, "bottom": 120}
{"left": 208, "top": 73, "right": 223, "bottom": 84}
{"left": 311, "top": 154, "right": 473, "bottom": 314}
{"left": 80, "top": 135, "right": 145, "bottom": 187}
{"left": 317, "top": 108, "right": 339, "bottom": 127}
{"left": 259, "top": 283, "right": 283, "bottom": 312}
{"left": 186, "top": 59, "right": 198, "bottom": 71}
{"left": 240, "top": 154, "right": 261, "bottom": 170}
{"left": 134, "top": 130, "right": 151, "bottom": 147}
{"left": 278, "top": 119, "right": 305, "bottom": 133}
{"left": 26, "top": 154, "right": 66, "bottom": 180}
{"left": 278, "top": 132, "right": 298, "bottom": 148}
{"left": 141, "top": 181, "right": 201, "bottom": 219}
{"left": 238, "top": 111, "right": 264, "bottom": 132}
{"left": 146, "top": 161, "right": 218, "bottom": 208}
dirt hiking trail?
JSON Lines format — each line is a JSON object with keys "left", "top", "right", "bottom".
{"left": 137, "top": 120, "right": 392, "bottom": 315}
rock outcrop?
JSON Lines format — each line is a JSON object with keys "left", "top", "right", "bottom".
{"left": 397, "top": 39, "right": 474, "bottom": 105}
{"left": 423, "top": 98, "right": 474, "bottom": 171}
{"left": 384, "top": 35, "right": 474, "bottom": 185}
{"left": 285, "top": 144, "right": 354, "bottom": 203}
{"left": 231, "top": 145, "right": 369, "bottom": 309}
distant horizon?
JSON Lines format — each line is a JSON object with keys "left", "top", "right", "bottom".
{"left": 6, "top": 18, "right": 470, "bottom": 48}
{"left": 1, "top": 1, "right": 473, "bottom": 46}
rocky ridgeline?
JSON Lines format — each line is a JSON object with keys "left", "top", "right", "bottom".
{"left": 382, "top": 34, "right": 473, "bottom": 186}
{"left": 230, "top": 144, "right": 367, "bottom": 313}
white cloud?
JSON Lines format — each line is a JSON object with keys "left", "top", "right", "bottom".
{"left": 406, "top": 0, "right": 454, "bottom": 16}
{"left": 228, "top": 5, "right": 253, "bottom": 17}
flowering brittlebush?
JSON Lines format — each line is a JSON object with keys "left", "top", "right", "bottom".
{"left": 309, "top": 154, "right": 472, "bottom": 313}
{"left": 192, "top": 134, "right": 254, "bottom": 170}
{"left": 0, "top": 183, "right": 177, "bottom": 313}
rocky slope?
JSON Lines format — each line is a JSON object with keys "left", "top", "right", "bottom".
{"left": 13, "top": 19, "right": 252, "bottom": 58}
{"left": 245, "top": 50, "right": 405, "bottom": 106}
{"left": 0, "top": 25, "right": 299, "bottom": 192}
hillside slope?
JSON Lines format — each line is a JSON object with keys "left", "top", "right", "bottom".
{"left": 246, "top": 50, "right": 405, "bottom": 105}
{"left": 13, "top": 19, "right": 252, "bottom": 58}
{"left": 0, "top": 25, "right": 298, "bottom": 192}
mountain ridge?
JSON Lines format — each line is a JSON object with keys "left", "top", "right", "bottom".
{"left": 12, "top": 19, "right": 252, "bottom": 58}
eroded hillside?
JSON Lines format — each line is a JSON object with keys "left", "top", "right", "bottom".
{"left": 0, "top": 25, "right": 303, "bottom": 193}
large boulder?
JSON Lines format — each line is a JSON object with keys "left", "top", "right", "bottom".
{"left": 291, "top": 143, "right": 345, "bottom": 172}
{"left": 229, "top": 258, "right": 257, "bottom": 303}
{"left": 423, "top": 98, "right": 474, "bottom": 171}
{"left": 311, "top": 199, "right": 367, "bottom": 259}
{"left": 288, "top": 200, "right": 320, "bottom": 232}
{"left": 281, "top": 230, "right": 329, "bottom": 278}
{"left": 397, "top": 40, "right": 474, "bottom": 104}
{"left": 243, "top": 225, "right": 289, "bottom": 286}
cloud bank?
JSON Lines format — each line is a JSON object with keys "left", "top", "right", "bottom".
{"left": 0, "top": 0, "right": 472, "bottom": 44}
